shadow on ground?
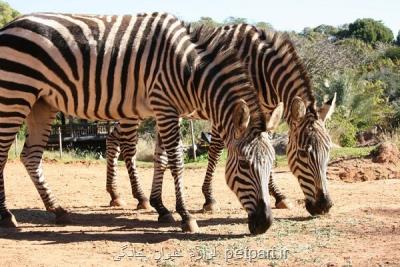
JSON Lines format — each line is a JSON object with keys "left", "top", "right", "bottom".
{"left": 1, "top": 208, "right": 314, "bottom": 244}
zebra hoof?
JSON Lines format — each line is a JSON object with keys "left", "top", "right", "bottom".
{"left": 136, "top": 199, "right": 151, "bottom": 210}
{"left": 158, "top": 213, "right": 175, "bottom": 223}
{"left": 0, "top": 214, "right": 18, "bottom": 228}
{"left": 181, "top": 218, "right": 199, "bottom": 233}
{"left": 110, "top": 198, "right": 127, "bottom": 207}
{"left": 202, "top": 201, "right": 218, "bottom": 213}
{"left": 275, "top": 199, "right": 293, "bottom": 209}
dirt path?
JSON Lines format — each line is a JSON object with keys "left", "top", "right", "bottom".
{"left": 1, "top": 161, "right": 399, "bottom": 266}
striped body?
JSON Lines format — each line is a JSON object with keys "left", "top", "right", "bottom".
{"left": 107, "top": 24, "right": 335, "bottom": 216}
{"left": 0, "top": 13, "right": 276, "bottom": 233}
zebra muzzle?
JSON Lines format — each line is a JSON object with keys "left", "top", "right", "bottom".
{"left": 248, "top": 199, "right": 273, "bottom": 235}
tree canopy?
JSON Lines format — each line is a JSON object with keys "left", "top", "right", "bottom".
{"left": 0, "top": 0, "right": 20, "bottom": 28}
{"left": 336, "top": 18, "right": 394, "bottom": 44}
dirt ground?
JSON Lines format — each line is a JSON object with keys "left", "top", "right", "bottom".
{"left": 328, "top": 143, "right": 400, "bottom": 183}
{"left": 1, "top": 160, "right": 399, "bottom": 266}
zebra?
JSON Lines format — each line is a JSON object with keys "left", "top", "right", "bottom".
{"left": 105, "top": 120, "right": 289, "bottom": 210}
{"left": 105, "top": 24, "right": 336, "bottom": 217}
{"left": 0, "top": 12, "right": 280, "bottom": 234}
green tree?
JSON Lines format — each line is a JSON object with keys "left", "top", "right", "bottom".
{"left": 313, "top": 24, "right": 339, "bottom": 35}
{"left": 192, "top": 16, "right": 220, "bottom": 28}
{"left": 0, "top": 0, "right": 19, "bottom": 28}
{"left": 396, "top": 30, "right": 400, "bottom": 46}
{"left": 223, "top": 16, "right": 247, "bottom": 25}
{"left": 336, "top": 18, "right": 394, "bottom": 44}
{"left": 255, "top": 21, "right": 273, "bottom": 31}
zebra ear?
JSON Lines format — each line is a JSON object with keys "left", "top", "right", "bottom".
{"left": 266, "top": 103, "right": 284, "bottom": 132}
{"left": 233, "top": 99, "right": 250, "bottom": 139}
{"left": 318, "top": 92, "right": 336, "bottom": 123}
{"left": 291, "top": 97, "right": 306, "bottom": 122}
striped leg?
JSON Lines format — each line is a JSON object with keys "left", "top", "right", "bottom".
{"left": 20, "top": 100, "right": 70, "bottom": 224}
{"left": 0, "top": 132, "right": 22, "bottom": 227}
{"left": 155, "top": 115, "right": 198, "bottom": 232}
{"left": 106, "top": 126, "right": 126, "bottom": 207}
{"left": 269, "top": 174, "right": 292, "bottom": 209}
{"left": 202, "top": 128, "right": 224, "bottom": 212}
{"left": 118, "top": 122, "right": 150, "bottom": 210}
{"left": 149, "top": 133, "right": 175, "bottom": 223}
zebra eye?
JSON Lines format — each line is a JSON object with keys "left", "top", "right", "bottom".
{"left": 298, "top": 149, "right": 308, "bottom": 158}
{"left": 239, "top": 159, "right": 250, "bottom": 169}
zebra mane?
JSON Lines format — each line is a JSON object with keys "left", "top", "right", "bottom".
{"left": 258, "top": 30, "right": 318, "bottom": 114}
{"left": 188, "top": 24, "right": 267, "bottom": 133}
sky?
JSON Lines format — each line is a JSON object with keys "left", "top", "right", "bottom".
{"left": 6, "top": 0, "right": 400, "bottom": 35}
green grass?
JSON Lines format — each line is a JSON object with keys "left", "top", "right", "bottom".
{"left": 8, "top": 137, "right": 375, "bottom": 168}
{"left": 8, "top": 138, "right": 104, "bottom": 164}
{"left": 329, "top": 146, "right": 374, "bottom": 160}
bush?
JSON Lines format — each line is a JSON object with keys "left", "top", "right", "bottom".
{"left": 327, "top": 109, "right": 357, "bottom": 147}
{"left": 385, "top": 47, "right": 400, "bottom": 61}
{"left": 339, "top": 129, "right": 357, "bottom": 147}
{"left": 336, "top": 18, "right": 394, "bottom": 44}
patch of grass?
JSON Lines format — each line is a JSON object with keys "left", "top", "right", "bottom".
{"left": 330, "top": 146, "right": 374, "bottom": 160}
{"left": 275, "top": 155, "right": 288, "bottom": 167}
{"left": 184, "top": 150, "right": 227, "bottom": 168}
{"left": 8, "top": 134, "right": 376, "bottom": 170}
{"left": 43, "top": 149, "right": 104, "bottom": 163}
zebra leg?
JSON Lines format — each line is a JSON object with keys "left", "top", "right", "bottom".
{"left": 119, "top": 121, "right": 150, "bottom": 210}
{"left": 269, "top": 173, "right": 292, "bottom": 209}
{"left": 155, "top": 116, "right": 198, "bottom": 232}
{"left": 106, "top": 126, "right": 126, "bottom": 207}
{"left": 0, "top": 134, "right": 21, "bottom": 227}
{"left": 202, "top": 129, "right": 224, "bottom": 212}
{"left": 149, "top": 133, "right": 175, "bottom": 223}
{"left": 0, "top": 159, "right": 18, "bottom": 227}
{"left": 20, "top": 100, "right": 71, "bottom": 224}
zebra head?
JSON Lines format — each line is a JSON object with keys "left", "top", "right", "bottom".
{"left": 288, "top": 94, "right": 336, "bottom": 216}
{"left": 226, "top": 102, "right": 283, "bottom": 235}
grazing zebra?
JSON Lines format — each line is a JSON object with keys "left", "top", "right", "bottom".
{"left": 106, "top": 24, "right": 336, "bottom": 217}
{"left": 106, "top": 120, "right": 289, "bottom": 210}
{"left": 0, "top": 12, "right": 280, "bottom": 234}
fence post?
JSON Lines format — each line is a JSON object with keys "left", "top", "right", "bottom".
{"left": 58, "top": 126, "right": 63, "bottom": 159}
{"left": 189, "top": 120, "right": 197, "bottom": 161}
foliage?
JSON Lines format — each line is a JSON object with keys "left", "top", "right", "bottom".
{"left": 326, "top": 71, "right": 393, "bottom": 146}
{"left": 292, "top": 35, "right": 375, "bottom": 102}
{"left": 336, "top": 18, "right": 394, "bottom": 44}
{"left": 397, "top": 31, "right": 400, "bottom": 46}
{"left": 0, "top": 0, "right": 19, "bottom": 28}
{"left": 191, "top": 16, "right": 221, "bottom": 28}
{"left": 329, "top": 146, "right": 375, "bottom": 159}
{"left": 223, "top": 16, "right": 247, "bottom": 25}
{"left": 255, "top": 21, "right": 273, "bottom": 31}
{"left": 313, "top": 24, "right": 339, "bottom": 36}
{"left": 384, "top": 47, "right": 400, "bottom": 61}
{"left": 138, "top": 118, "right": 156, "bottom": 136}
{"left": 327, "top": 108, "right": 357, "bottom": 147}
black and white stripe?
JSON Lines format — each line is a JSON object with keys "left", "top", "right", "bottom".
{"left": 0, "top": 13, "right": 277, "bottom": 233}
{"left": 106, "top": 23, "right": 335, "bottom": 216}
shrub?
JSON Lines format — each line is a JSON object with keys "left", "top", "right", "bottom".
{"left": 327, "top": 109, "right": 357, "bottom": 147}
{"left": 385, "top": 47, "right": 400, "bottom": 61}
{"left": 336, "top": 18, "right": 394, "bottom": 44}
